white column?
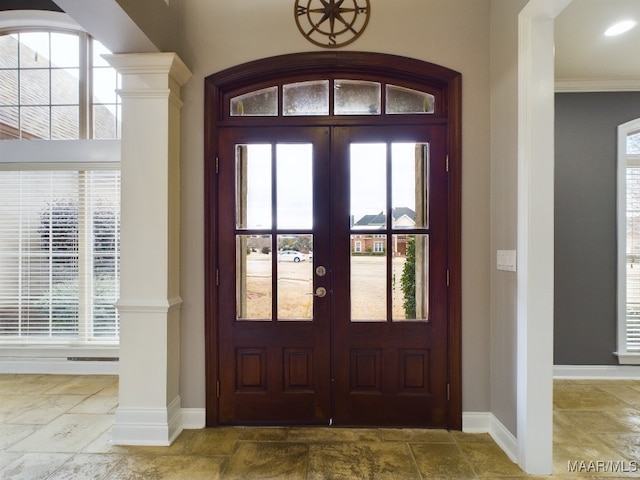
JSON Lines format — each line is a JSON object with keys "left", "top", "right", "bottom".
{"left": 106, "top": 53, "right": 191, "bottom": 446}
{"left": 517, "top": 0, "right": 570, "bottom": 474}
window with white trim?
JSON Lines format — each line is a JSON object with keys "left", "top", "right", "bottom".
{"left": 0, "top": 20, "right": 120, "bottom": 348}
{"left": 0, "top": 30, "right": 120, "bottom": 140}
{"left": 0, "top": 169, "right": 120, "bottom": 343}
{"left": 617, "top": 119, "right": 640, "bottom": 364}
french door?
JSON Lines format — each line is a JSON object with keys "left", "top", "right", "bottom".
{"left": 216, "top": 123, "right": 449, "bottom": 426}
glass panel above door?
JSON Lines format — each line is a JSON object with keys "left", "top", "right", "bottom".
{"left": 231, "top": 86, "right": 278, "bottom": 116}
{"left": 350, "top": 143, "right": 386, "bottom": 230}
{"left": 236, "top": 144, "right": 272, "bottom": 229}
{"left": 334, "top": 80, "right": 381, "bottom": 115}
{"left": 283, "top": 80, "right": 329, "bottom": 116}
{"left": 392, "top": 143, "right": 429, "bottom": 228}
{"left": 276, "top": 143, "right": 313, "bottom": 229}
{"left": 386, "top": 85, "right": 435, "bottom": 114}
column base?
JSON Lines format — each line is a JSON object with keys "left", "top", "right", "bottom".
{"left": 111, "top": 395, "right": 183, "bottom": 446}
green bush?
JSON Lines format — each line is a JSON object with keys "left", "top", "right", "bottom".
{"left": 400, "top": 236, "right": 416, "bottom": 319}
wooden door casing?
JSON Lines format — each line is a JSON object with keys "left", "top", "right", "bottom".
{"left": 204, "top": 52, "right": 462, "bottom": 429}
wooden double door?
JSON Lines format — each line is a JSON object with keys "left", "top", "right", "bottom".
{"left": 215, "top": 123, "right": 451, "bottom": 427}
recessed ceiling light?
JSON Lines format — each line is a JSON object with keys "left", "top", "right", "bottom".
{"left": 605, "top": 20, "right": 637, "bottom": 37}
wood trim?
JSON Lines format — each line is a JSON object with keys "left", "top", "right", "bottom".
{"left": 204, "top": 79, "right": 220, "bottom": 427}
{"left": 447, "top": 73, "right": 462, "bottom": 430}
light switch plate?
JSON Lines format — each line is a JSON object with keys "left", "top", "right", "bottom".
{"left": 497, "top": 250, "right": 516, "bottom": 272}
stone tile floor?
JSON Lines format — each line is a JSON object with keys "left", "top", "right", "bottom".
{"left": 0, "top": 375, "right": 639, "bottom": 478}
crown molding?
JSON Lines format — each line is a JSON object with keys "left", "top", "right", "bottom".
{"left": 556, "top": 78, "right": 640, "bottom": 93}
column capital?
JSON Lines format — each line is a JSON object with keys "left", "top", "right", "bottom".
{"left": 104, "top": 52, "right": 192, "bottom": 88}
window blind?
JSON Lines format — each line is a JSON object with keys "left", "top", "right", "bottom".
{"left": 626, "top": 157, "right": 640, "bottom": 352}
{"left": 0, "top": 170, "right": 120, "bottom": 344}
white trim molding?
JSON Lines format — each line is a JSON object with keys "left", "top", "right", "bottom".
{"left": 556, "top": 79, "right": 640, "bottom": 93}
{"left": 181, "top": 408, "right": 206, "bottom": 429}
{"left": 112, "top": 395, "right": 183, "bottom": 446}
{"left": 0, "top": 345, "right": 119, "bottom": 374}
{"left": 0, "top": 357, "right": 118, "bottom": 375}
{"left": 554, "top": 365, "right": 640, "bottom": 379}
{"left": 463, "top": 412, "right": 518, "bottom": 463}
{"left": 0, "top": 10, "right": 81, "bottom": 31}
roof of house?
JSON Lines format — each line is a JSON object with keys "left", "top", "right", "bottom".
{"left": 0, "top": 33, "right": 117, "bottom": 140}
{"left": 354, "top": 207, "right": 416, "bottom": 227}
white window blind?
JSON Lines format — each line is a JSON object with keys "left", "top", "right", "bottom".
{"left": 620, "top": 126, "right": 640, "bottom": 363}
{"left": 626, "top": 162, "right": 640, "bottom": 351}
{"left": 0, "top": 169, "right": 120, "bottom": 344}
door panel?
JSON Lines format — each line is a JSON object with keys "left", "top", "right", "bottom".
{"left": 331, "top": 126, "right": 449, "bottom": 426}
{"left": 217, "top": 124, "right": 449, "bottom": 427}
{"left": 217, "top": 127, "right": 331, "bottom": 424}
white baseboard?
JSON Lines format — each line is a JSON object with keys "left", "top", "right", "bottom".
{"left": 461, "top": 411, "right": 491, "bottom": 433}
{"left": 462, "top": 412, "right": 517, "bottom": 463}
{"left": 112, "top": 395, "right": 183, "bottom": 446}
{"left": 181, "top": 408, "right": 206, "bottom": 429}
{"left": 554, "top": 365, "right": 640, "bottom": 379}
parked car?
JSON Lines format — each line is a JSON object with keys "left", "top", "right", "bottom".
{"left": 277, "top": 250, "right": 306, "bottom": 262}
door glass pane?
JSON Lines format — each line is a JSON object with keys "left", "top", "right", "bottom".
{"left": 393, "top": 234, "right": 429, "bottom": 321}
{"left": 231, "top": 86, "right": 278, "bottom": 116}
{"left": 392, "top": 143, "right": 428, "bottom": 228}
{"left": 334, "top": 80, "right": 381, "bottom": 115}
{"left": 351, "top": 143, "right": 386, "bottom": 230}
{"left": 236, "top": 235, "right": 272, "bottom": 321}
{"left": 283, "top": 80, "right": 329, "bottom": 116}
{"left": 277, "top": 234, "right": 313, "bottom": 321}
{"left": 277, "top": 144, "right": 313, "bottom": 229}
{"left": 386, "top": 84, "right": 435, "bottom": 114}
{"left": 351, "top": 235, "right": 386, "bottom": 321}
{"left": 236, "top": 144, "right": 272, "bottom": 229}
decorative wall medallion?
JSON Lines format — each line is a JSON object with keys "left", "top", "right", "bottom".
{"left": 294, "top": 0, "right": 371, "bottom": 49}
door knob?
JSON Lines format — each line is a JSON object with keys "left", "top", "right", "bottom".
{"left": 310, "top": 287, "right": 327, "bottom": 298}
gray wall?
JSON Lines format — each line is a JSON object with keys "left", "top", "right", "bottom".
{"left": 555, "top": 92, "right": 640, "bottom": 365}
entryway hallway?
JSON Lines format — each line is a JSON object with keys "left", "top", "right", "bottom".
{"left": 0, "top": 374, "right": 637, "bottom": 478}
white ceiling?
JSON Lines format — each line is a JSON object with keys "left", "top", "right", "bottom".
{"left": 555, "top": 0, "right": 640, "bottom": 88}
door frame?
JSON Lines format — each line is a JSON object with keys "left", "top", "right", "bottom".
{"left": 204, "top": 51, "right": 462, "bottom": 428}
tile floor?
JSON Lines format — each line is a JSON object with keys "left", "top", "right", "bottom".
{"left": 0, "top": 375, "right": 639, "bottom": 479}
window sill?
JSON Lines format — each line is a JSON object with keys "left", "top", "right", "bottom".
{"left": 0, "top": 344, "right": 119, "bottom": 360}
{"left": 614, "top": 352, "right": 640, "bottom": 365}
{"left": 0, "top": 345, "right": 119, "bottom": 375}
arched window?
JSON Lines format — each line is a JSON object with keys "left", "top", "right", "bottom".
{"left": 0, "top": 13, "right": 121, "bottom": 359}
{"left": 0, "top": 29, "right": 120, "bottom": 139}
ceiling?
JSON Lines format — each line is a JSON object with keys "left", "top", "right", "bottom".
{"left": 555, "top": 0, "right": 640, "bottom": 86}
{"left": 1, "top": 0, "right": 638, "bottom": 88}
